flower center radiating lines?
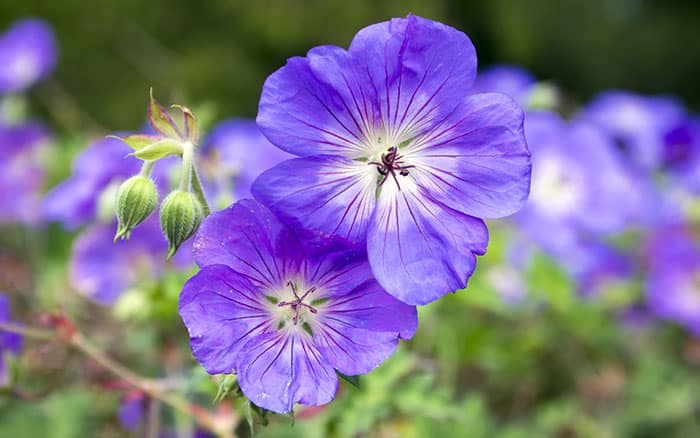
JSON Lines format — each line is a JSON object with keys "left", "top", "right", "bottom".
{"left": 368, "top": 146, "right": 415, "bottom": 191}
{"left": 277, "top": 280, "right": 319, "bottom": 325}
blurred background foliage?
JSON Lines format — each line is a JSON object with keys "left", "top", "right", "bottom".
{"left": 2, "top": 1, "right": 700, "bottom": 437}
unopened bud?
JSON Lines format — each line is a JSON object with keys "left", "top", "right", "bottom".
{"left": 160, "top": 190, "right": 203, "bottom": 260}
{"left": 114, "top": 175, "right": 158, "bottom": 241}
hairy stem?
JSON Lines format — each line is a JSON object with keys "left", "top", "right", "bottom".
{"left": 0, "top": 321, "right": 235, "bottom": 438}
{"left": 190, "top": 162, "right": 211, "bottom": 216}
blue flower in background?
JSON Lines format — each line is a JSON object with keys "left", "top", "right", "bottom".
{"left": 646, "top": 227, "right": 700, "bottom": 336}
{"left": 0, "top": 121, "right": 51, "bottom": 226}
{"left": 583, "top": 91, "right": 685, "bottom": 170}
{"left": 512, "top": 111, "right": 649, "bottom": 267}
{"left": 252, "top": 14, "right": 531, "bottom": 305}
{"left": 179, "top": 199, "right": 417, "bottom": 413}
{"left": 471, "top": 64, "right": 536, "bottom": 107}
{"left": 44, "top": 137, "right": 142, "bottom": 229}
{"left": 0, "top": 18, "right": 57, "bottom": 95}
{"left": 0, "top": 293, "right": 22, "bottom": 387}
{"left": 197, "top": 118, "right": 291, "bottom": 209}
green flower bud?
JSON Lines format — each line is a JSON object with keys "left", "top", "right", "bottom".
{"left": 114, "top": 175, "right": 158, "bottom": 241}
{"left": 160, "top": 190, "right": 203, "bottom": 260}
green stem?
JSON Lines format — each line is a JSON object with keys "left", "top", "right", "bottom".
{"left": 139, "top": 160, "right": 155, "bottom": 177}
{"left": 180, "top": 142, "right": 194, "bottom": 192}
{"left": 190, "top": 163, "right": 211, "bottom": 216}
{"left": 0, "top": 321, "right": 235, "bottom": 438}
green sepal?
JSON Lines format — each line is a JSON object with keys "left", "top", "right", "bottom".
{"left": 148, "top": 88, "right": 182, "bottom": 140}
{"left": 108, "top": 134, "right": 161, "bottom": 150}
{"left": 114, "top": 175, "right": 158, "bottom": 241}
{"left": 172, "top": 104, "right": 199, "bottom": 144}
{"left": 337, "top": 371, "right": 360, "bottom": 389}
{"left": 214, "top": 374, "right": 238, "bottom": 403}
{"left": 127, "top": 138, "right": 183, "bottom": 161}
{"left": 159, "top": 190, "right": 204, "bottom": 259}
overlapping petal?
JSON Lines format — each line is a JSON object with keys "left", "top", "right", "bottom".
{"left": 367, "top": 181, "right": 488, "bottom": 305}
{"left": 407, "top": 93, "right": 530, "bottom": 219}
{"left": 179, "top": 264, "right": 271, "bottom": 374}
{"left": 252, "top": 156, "right": 377, "bottom": 242}
{"left": 235, "top": 331, "right": 337, "bottom": 414}
{"left": 193, "top": 199, "right": 303, "bottom": 287}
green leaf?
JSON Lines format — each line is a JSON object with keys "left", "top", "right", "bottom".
{"left": 128, "top": 138, "right": 183, "bottom": 160}
{"left": 337, "top": 371, "right": 360, "bottom": 389}
{"left": 107, "top": 134, "right": 161, "bottom": 150}
{"left": 148, "top": 88, "right": 182, "bottom": 140}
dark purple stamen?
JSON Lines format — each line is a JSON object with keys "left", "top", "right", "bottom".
{"left": 368, "top": 146, "right": 415, "bottom": 190}
{"left": 278, "top": 280, "right": 318, "bottom": 325}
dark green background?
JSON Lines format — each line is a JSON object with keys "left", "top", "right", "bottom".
{"left": 1, "top": 0, "right": 699, "bottom": 134}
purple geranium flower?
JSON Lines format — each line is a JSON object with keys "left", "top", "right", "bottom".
{"left": 471, "top": 65, "right": 536, "bottom": 107}
{"left": 0, "top": 293, "right": 22, "bottom": 386}
{"left": 0, "top": 121, "right": 51, "bottom": 226}
{"left": 646, "top": 226, "right": 700, "bottom": 336}
{"left": 179, "top": 199, "right": 417, "bottom": 413}
{"left": 582, "top": 91, "right": 685, "bottom": 170}
{"left": 44, "top": 136, "right": 143, "bottom": 229}
{"left": 198, "top": 119, "right": 291, "bottom": 207}
{"left": 252, "top": 14, "right": 531, "bottom": 305}
{"left": 0, "top": 18, "right": 57, "bottom": 94}
{"left": 513, "top": 111, "right": 648, "bottom": 265}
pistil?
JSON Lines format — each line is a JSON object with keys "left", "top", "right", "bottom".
{"left": 277, "top": 280, "right": 318, "bottom": 325}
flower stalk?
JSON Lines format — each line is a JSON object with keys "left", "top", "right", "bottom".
{"left": 0, "top": 320, "right": 236, "bottom": 438}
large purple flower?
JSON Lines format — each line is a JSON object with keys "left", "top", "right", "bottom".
{"left": 252, "top": 14, "right": 531, "bottom": 305}
{"left": 0, "top": 18, "right": 57, "bottom": 94}
{"left": 0, "top": 121, "right": 51, "bottom": 226}
{"left": 646, "top": 226, "right": 700, "bottom": 336}
{"left": 0, "top": 293, "right": 22, "bottom": 386}
{"left": 179, "top": 199, "right": 417, "bottom": 413}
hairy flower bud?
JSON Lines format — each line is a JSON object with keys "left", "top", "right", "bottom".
{"left": 114, "top": 175, "right": 158, "bottom": 241}
{"left": 160, "top": 190, "right": 203, "bottom": 260}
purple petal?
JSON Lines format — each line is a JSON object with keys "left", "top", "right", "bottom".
{"left": 0, "top": 18, "right": 57, "bottom": 94}
{"left": 118, "top": 396, "right": 144, "bottom": 430}
{"left": 315, "top": 280, "right": 417, "bottom": 375}
{"left": 408, "top": 92, "right": 531, "bottom": 219}
{"left": 179, "top": 264, "right": 271, "bottom": 375}
{"left": 251, "top": 156, "right": 376, "bottom": 242}
{"left": 257, "top": 14, "right": 477, "bottom": 158}
{"left": 367, "top": 182, "right": 488, "bottom": 305}
{"left": 235, "top": 331, "right": 337, "bottom": 414}
{"left": 193, "top": 199, "right": 303, "bottom": 288}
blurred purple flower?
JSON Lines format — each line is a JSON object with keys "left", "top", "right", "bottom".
{"left": 513, "top": 111, "right": 649, "bottom": 264}
{"left": 0, "top": 18, "right": 57, "bottom": 94}
{"left": 0, "top": 121, "right": 51, "bottom": 226}
{"left": 471, "top": 64, "right": 536, "bottom": 107}
{"left": 575, "top": 243, "right": 635, "bottom": 298}
{"left": 198, "top": 118, "right": 291, "bottom": 207}
{"left": 0, "top": 293, "right": 22, "bottom": 386}
{"left": 179, "top": 199, "right": 417, "bottom": 413}
{"left": 582, "top": 91, "right": 685, "bottom": 170}
{"left": 646, "top": 226, "right": 700, "bottom": 336}
{"left": 44, "top": 137, "right": 142, "bottom": 229}
{"left": 117, "top": 392, "right": 145, "bottom": 430}
{"left": 68, "top": 217, "right": 190, "bottom": 305}
{"left": 252, "top": 14, "right": 531, "bottom": 305}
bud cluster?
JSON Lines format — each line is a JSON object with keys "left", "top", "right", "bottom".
{"left": 108, "top": 90, "right": 210, "bottom": 259}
